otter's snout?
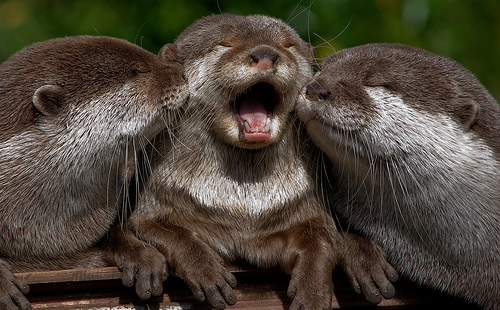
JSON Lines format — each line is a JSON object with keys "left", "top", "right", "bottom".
{"left": 306, "top": 82, "right": 331, "bottom": 102}
{"left": 248, "top": 45, "right": 280, "bottom": 71}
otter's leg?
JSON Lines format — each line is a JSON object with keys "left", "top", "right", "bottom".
{"left": 103, "top": 222, "right": 168, "bottom": 299}
{"left": 0, "top": 259, "right": 31, "bottom": 310}
{"left": 337, "top": 232, "right": 399, "bottom": 304}
{"left": 278, "top": 217, "right": 336, "bottom": 310}
{"left": 130, "top": 219, "right": 237, "bottom": 310}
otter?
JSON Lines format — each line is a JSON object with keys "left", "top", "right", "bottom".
{"left": 0, "top": 36, "right": 188, "bottom": 309}
{"left": 297, "top": 43, "right": 500, "bottom": 309}
{"left": 105, "top": 14, "right": 397, "bottom": 310}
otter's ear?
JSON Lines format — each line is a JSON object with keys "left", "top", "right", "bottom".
{"left": 32, "top": 85, "right": 64, "bottom": 116}
{"left": 159, "top": 43, "right": 178, "bottom": 62}
{"left": 454, "top": 98, "right": 480, "bottom": 129}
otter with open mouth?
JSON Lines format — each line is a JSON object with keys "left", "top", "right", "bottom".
{"left": 105, "top": 14, "right": 397, "bottom": 309}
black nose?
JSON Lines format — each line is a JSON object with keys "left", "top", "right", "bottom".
{"left": 249, "top": 49, "right": 280, "bottom": 67}
{"left": 306, "top": 82, "right": 331, "bottom": 102}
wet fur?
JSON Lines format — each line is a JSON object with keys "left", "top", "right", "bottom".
{"left": 297, "top": 43, "right": 500, "bottom": 309}
{"left": 105, "top": 14, "right": 397, "bottom": 310}
{"left": 0, "top": 36, "right": 188, "bottom": 309}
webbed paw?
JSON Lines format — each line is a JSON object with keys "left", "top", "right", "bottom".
{"left": 104, "top": 225, "right": 168, "bottom": 299}
{"left": 172, "top": 241, "right": 237, "bottom": 309}
{"left": 116, "top": 243, "right": 168, "bottom": 299}
{"left": 338, "top": 233, "right": 398, "bottom": 303}
{"left": 0, "top": 259, "right": 31, "bottom": 310}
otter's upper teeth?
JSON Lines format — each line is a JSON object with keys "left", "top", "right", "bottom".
{"left": 244, "top": 121, "right": 252, "bottom": 132}
{"left": 243, "top": 114, "right": 272, "bottom": 133}
{"left": 264, "top": 114, "right": 272, "bottom": 132}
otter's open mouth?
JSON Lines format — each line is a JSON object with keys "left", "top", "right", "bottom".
{"left": 232, "top": 82, "right": 281, "bottom": 142}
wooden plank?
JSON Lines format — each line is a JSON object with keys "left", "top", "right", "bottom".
{"left": 16, "top": 267, "right": 123, "bottom": 284}
{"left": 15, "top": 267, "right": 480, "bottom": 309}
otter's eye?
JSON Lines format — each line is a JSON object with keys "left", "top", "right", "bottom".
{"left": 131, "top": 68, "right": 150, "bottom": 76}
{"left": 131, "top": 62, "right": 151, "bottom": 75}
{"left": 284, "top": 42, "right": 295, "bottom": 48}
{"left": 218, "top": 35, "right": 236, "bottom": 48}
{"left": 306, "top": 82, "right": 331, "bottom": 102}
{"left": 318, "top": 91, "right": 331, "bottom": 100}
{"left": 218, "top": 42, "right": 233, "bottom": 48}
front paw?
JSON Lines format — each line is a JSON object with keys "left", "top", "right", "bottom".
{"left": 287, "top": 283, "right": 333, "bottom": 310}
{"left": 287, "top": 258, "right": 333, "bottom": 310}
{"left": 104, "top": 227, "right": 168, "bottom": 300}
{"left": 338, "top": 233, "right": 398, "bottom": 304}
{"left": 172, "top": 243, "right": 237, "bottom": 309}
{"left": 0, "top": 259, "right": 31, "bottom": 310}
{"left": 117, "top": 243, "right": 168, "bottom": 299}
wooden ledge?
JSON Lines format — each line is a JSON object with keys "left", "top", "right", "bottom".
{"left": 16, "top": 267, "right": 480, "bottom": 309}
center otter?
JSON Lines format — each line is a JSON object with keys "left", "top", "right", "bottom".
{"left": 105, "top": 14, "right": 397, "bottom": 310}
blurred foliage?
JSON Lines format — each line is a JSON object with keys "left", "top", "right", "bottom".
{"left": 1, "top": 0, "right": 499, "bottom": 99}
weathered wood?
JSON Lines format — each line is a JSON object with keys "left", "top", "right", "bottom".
{"left": 16, "top": 267, "right": 480, "bottom": 309}
{"left": 16, "top": 267, "right": 123, "bottom": 284}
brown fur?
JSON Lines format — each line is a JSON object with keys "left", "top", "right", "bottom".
{"left": 297, "top": 43, "right": 500, "bottom": 309}
{"left": 0, "top": 36, "right": 188, "bottom": 309}
{"left": 105, "top": 15, "right": 397, "bottom": 309}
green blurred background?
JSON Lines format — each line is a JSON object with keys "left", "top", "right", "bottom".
{"left": 1, "top": 0, "right": 499, "bottom": 100}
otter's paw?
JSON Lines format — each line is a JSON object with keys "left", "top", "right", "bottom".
{"left": 108, "top": 241, "right": 168, "bottom": 300}
{"left": 287, "top": 259, "right": 333, "bottom": 310}
{"left": 287, "top": 282, "right": 333, "bottom": 310}
{"left": 0, "top": 260, "right": 31, "bottom": 310}
{"left": 173, "top": 244, "right": 237, "bottom": 309}
{"left": 338, "top": 233, "right": 398, "bottom": 304}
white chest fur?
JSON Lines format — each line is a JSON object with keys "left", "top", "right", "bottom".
{"left": 164, "top": 146, "right": 310, "bottom": 215}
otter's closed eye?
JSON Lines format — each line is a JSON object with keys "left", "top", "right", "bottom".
{"left": 131, "top": 62, "right": 151, "bottom": 75}
{"left": 218, "top": 41, "right": 233, "bottom": 48}
{"left": 306, "top": 82, "right": 331, "bottom": 101}
{"left": 132, "top": 67, "right": 150, "bottom": 75}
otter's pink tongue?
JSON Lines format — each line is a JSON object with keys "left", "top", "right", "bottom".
{"left": 239, "top": 96, "right": 272, "bottom": 142}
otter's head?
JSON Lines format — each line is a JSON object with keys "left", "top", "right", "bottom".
{"left": 297, "top": 43, "right": 499, "bottom": 179}
{"left": 174, "top": 14, "right": 314, "bottom": 149}
{"left": 0, "top": 36, "right": 188, "bottom": 147}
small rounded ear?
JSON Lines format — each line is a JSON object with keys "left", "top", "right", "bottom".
{"left": 32, "top": 85, "right": 64, "bottom": 116}
{"left": 159, "top": 43, "right": 178, "bottom": 62}
{"left": 454, "top": 98, "right": 480, "bottom": 129}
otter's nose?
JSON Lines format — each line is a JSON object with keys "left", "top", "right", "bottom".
{"left": 306, "top": 82, "right": 331, "bottom": 101}
{"left": 249, "top": 48, "right": 280, "bottom": 70}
